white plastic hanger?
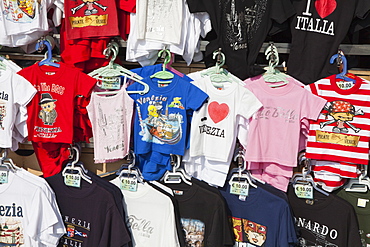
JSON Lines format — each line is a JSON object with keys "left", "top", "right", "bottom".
{"left": 0, "top": 148, "right": 19, "bottom": 172}
{"left": 262, "top": 42, "right": 288, "bottom": 87}
{"left": 162, "top": 154, "right": 192, "bottom": 185}
{"left": 344, "top": 165, "right": 370, "bottom": 192}
{"left": 118, "top": 151, "right": 145, "bottom": 184}
{"left": 62, "top": 146, "right": 92, "bottom": 184}
{"left": 228, "top": 150, "right": 257, "bottom": 188}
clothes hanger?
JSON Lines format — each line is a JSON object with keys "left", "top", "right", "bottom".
{"left": 344, "top": 165, "right": 370, "bottom": 192}
{"left": 165, "top": 53, "right": 185, "bottom": 77}
{"left": 161, "top": 154, "right": 192, "bottom": 185}
{"left": 0, "top": 148, "right": 19, "bottom": 173}
{"left": 61, "top": 146, "right": 92, "bottom": 184}
{"left": 150, "top": 49, "right": 175, "bottom": 81}
{"left": 262, "top": 42, "right": 288, "bottom": 87}
{"left": 330, "top": 50, "right": 356, "bottom": 83}
{"left": 36, "top": 38, "right": 60, "bottom": 68}
{"left": 228, "top": 150, "right": 257, "bottom": 188}
{"left": 117, "top": 151, "right": 145, "bottom": 184}
{"left": 89, "top": 41, "right": 149, "bottom": 95}
{"left": 201, "top": 48, "right": 233, "bottom": 85}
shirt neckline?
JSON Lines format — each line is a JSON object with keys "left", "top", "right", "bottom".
{"left": 328, "top": 74, "right": 363, "bottom": 95}
{"left": 34, "top": 62, "right": 66, "bottom": 81}
{"left": 0, "top": 170, "right": 15, "bottom": 194}
{"left": 58, "top": 173, "right": 97, "bottom": 198}
{"left": 257, "top": 75, "right": 296, "bottom": 96}
{"left": 0, "top": 68, "right": 12, "bottom": 83}
{"left": 203, "top": 76, "right": 239, "bottom": 96}
{"left": 144, "top": 75, "right": 180, "bottom": 93}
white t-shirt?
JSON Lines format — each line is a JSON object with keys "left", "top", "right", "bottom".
{"left": 0, "top": 68, "right": 36, "bottom": 148}
{"left": 110, "top": 178, "right": 180, "bottom": 247}
{"left": 0, "top": 171, "right": 64, "bottom": 246}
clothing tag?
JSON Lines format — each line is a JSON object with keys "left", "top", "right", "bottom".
{"left": 238, "top": 195, "right": 247, "bottom": 201}
{"left": 230, "top": 181, "right": 249, "bottom": 197}
{"left": 173, "top": 190, "right": 183, "bottom": 196}
{"left": 336, "top": 80, "right": 354, "bottom": 90}
{"left": 357, "top": 198, "right": 369, "bottom": 208}
{"left": 64, "top": 174, "right": 81, "bottom": 188}
{"left": 120, "top": 177, "right": 138, "bottom": 192}
{"left": 101, "top": 77, "right": 121, "bottom": 90}
{"left": 45, "top": 72, "right": 56, "bottom": 76}
{"left": 0, "top": 170, "right": 8, "bottom": 184}
{"left": 294, "top": 184, "right": 313, "bottom": 199}
{"left": 158, "top": 82, "right": 170, "bottom": 87}
{"left": 305, "top": 199, "right": 314, "bottom": 205}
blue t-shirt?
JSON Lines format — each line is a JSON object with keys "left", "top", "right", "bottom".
{"left": 219, "top": 183, "right": 297, "bottom": 247}
{"left": 130, "top": 64, "right": 193, "bottom": 83}
{"left": 127, "top": 76, "right": 208, "bottom": 155}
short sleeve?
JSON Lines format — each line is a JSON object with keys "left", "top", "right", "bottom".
{"left": 355, "top": 0, "right": 370, "bottom": 19}
{"left": 207, "top": 205, "right": 232, "bottom": 247}
{"left": 13, "top": 73, "right": 37, "bottom": 106}
{"left": 270, "top": 0, "right": 296, "bottom": 24}
{"left": 119, "top": 0, "right": 136, "bottom": 13}
{"left": 302, "top": 90, "right": 327, "bottom": 121}
{"left": 346, "top": 203, "right": 362, "bottom": 246}
{"left": 238, "top": 88, "right": 263, "bottom": 120}
{"left": 185, "top": 83, "right": 208, "bottom": 111}
{"left": 186, "top": 0, "right": 207, "bottom": 13}
{"left": 75, "top": 71, "right": 97, "bottom": 98}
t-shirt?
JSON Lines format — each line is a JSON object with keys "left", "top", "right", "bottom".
{"left": 0, "top": 68, "right": 36, "bottom": 148}
{"left": 0, "top": 171, "right": 65, "bottom": 246}
{"left": 306, "top": 75, "right": 370, "bottom": 165}
{"left": 46, "top": 173, "right": 131, "bottom": 247}
{"left": 219, "top": 183, "right": 297, "bottom": 247}
{"left": 287, "top": 185, "right": 362, "bottom": 247}
{"left": 64, "top": 0, "right": 120, "bottom": 40}
{"left": 186, "top": 0, "right": 295, "bottom": 80}
{"left": 18, "top": 62, "right": 97, "bottom": 143}
{"left": 162, "top": 182, "right": 233, "bottom": 247}
{"left": 287, "top": 0, "right": 370, "bottom": 84}
{"left": 336, "top": 188, "right": 370, "bottom": 246}
{"left": 243, "top": 76, "right": 326, "bottom": 167}
{"left": 87, "top": 86, "right": 134, "bottom": 163}
{"left": 111, "top": 178, "right": 180, "bottom": 247}
{"left": 127, "top": 76, "right": 208, "bottom": 156}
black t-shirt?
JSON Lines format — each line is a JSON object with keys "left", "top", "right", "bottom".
{"left": 287, "top": 184, "right": 362, "bottom": 247}
{"left": 287, "top": 0, "right": 370, "bottom": 84}
{"left": 163, "top": 182, "right": 233, "bottom": 247}
{"left": 46, "top": 173, "right": 131, "bottom": 247}
{"left": 186, "top": 0, "right": 295, "bottom": 80}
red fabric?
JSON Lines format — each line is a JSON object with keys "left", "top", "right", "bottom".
{"left": 18, "top": 63, "right": 97, "bottom": 143}
{"left": 32, "top": 142, "right": 71, "bottom": 177}
{"left": 118, "top": 0, "right": 136, "bottom": 13}
{"left": 73, "top": 96, "right": 93, "bottom": 143}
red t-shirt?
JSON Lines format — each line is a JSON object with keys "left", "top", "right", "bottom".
{"left": 65, "top": 0, "right": 120, "bottom": 40}
{"left": 18, "top": 63, "right": 97, "bottom": 143}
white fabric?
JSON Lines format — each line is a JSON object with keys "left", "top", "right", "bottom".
{"left": 111, "top": 178, "right": 180, "bottom": 247}
{"left": 0, "top": 171, "right": 64, "bottom": 246}
{"left": 0, "top": 68, "right": 36, "bottom": 148}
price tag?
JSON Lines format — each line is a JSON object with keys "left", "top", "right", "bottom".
{"left": 336, "top": 81, "right": 354, "bottom": 90}
{"left": 120, "top": 177, "right": 138, "bottom": 192}
{"left": 64, "top": 174, "right": 81, "bottom": 188}
{"left": 101, "top": 77, "right": 121, "bottom": 90}
{"left": 294, "top": 184, "right": 313, "bottom": 199}
{"left": 230, "top": 181, "right": 249, "bottom": 196}
{"left": 0, "top": 170, "right": 8, "bottom": 184}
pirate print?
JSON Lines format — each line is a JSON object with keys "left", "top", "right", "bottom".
{"left": 0, "top": 101, "right": 6, "bottom": 130}
{"left": 38, "top": 93, "right": 57, "bottom": 125}
{"left": 70, "top": 0, "right": 107, "bottom": 16}
{"left": 243, "top": 219, "right": 267, "bottom": 246}
{"left": 320, "top": 101, "right": 364, "bottom": 134}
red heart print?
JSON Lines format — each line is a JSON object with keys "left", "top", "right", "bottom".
{"left": 315, "top": 0, "right": 337, "bottom": 19}
{"left": 208, "top": 101, "right": 229, "bottom": 124}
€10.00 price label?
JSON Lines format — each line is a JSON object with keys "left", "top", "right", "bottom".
{"left": 0, "top": 170, "right": 8, "bottom": 184}
{"left": 294, "top": 184, "right": 313, "bottom": 199}
{"left": 230, "top": 181, "right": 249, "bottom": 196}
{"left": 64, "top": 174, "right": 81, "bottom": 188}
{"left": 120, "top": 177, "right": 138, "bottom": 192}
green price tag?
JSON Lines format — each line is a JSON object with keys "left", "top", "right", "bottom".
{"left": 64, "top": 174, "right": 81, "bottom": 188}
{"left": 230, "top": 181, "right": 249, "bottom": 196}
{"left": 101, "top": 77, "right": 121, "bottom": 90}
{"left": 294, "top": 184, "right": 313, "bottom": 199}
{"left": 0, "top": 171, "right": 8, "bottom": 184}
{"left": 120, "top": 177, "right": 138, "bottom": 192}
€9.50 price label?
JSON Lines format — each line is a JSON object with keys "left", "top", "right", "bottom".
{"left": 230, "top": 181, "right": 249, "bottom": 196}
{"left": 0, "top": 170, "right": 8, "bottom": 184}
{"left": 294, "top": 184, "right": 313, "bottom": 199}
{"left": 64, "top": 174, "right": 81, "bottom": 188}
{"left": 120, "top": 177, "right": 138, "bottom": 192}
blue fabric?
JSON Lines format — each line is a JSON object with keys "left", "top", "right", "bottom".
{"left": 128, "top": 76, "right": 208, "bottom": 156}
{"left": 137, "top": 151, "right": 172, "bottom": 181}
{"left": 219, "top": 183, "right": 298, "bottom": 247}
{"left": 130, "top": 64, "right": 193, "bottom": 83}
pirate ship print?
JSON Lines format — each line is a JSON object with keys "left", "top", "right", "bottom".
{"left": 137, "top": 101, "right": 183, "bottom": 145}
{"left": 0, "top": 219, "right": 24, "bottom": 246}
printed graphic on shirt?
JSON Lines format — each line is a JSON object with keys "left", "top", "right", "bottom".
{"left": 181, "top": 218, "right": 205, "bottom": 247}
{"left": 60, "top": 215, "right": 90, "bottom": 247}
{"left": 231, "top": 216, "right": 267, "bottom": 247}
{"left": 0, "top": 203, "right": 24, "bottom": 246}
{"left": 295, "top": 216, "right": 338, "bottom": 247}
{"left": 224, "top": 0, "right": 267, "bottom": 51}
{"left": 295, "top": 0, "right": 336, "bottom": 36}
{"left": 97, "top": 103, "right": 125, "bottom": 154}
{"left": 169, "top": 97, "right": 184, "bottom": 109}
{"left": 208, "top": 101, "right": 229, "bottom": 124}
{"left": 69, "top": 0, "right": 108, "bottom": 28}
{"left": 254, "top": 106, "right": 297, "bottom": 123}
{"left": 0, "top": 100, "right": 6, "bottom": 130}
{"left": 137, "top": 99, "right": 183, "bottom": 145}
{"left": 38, "top": 93, "right": 57, "bottom": 126}
{"left": 126, "top": 215, "right": 154, "bottom": 239}
{"left": 2, "top": 0, "right": 39, "bottom": 23}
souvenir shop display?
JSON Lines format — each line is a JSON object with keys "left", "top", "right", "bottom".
{"left": 2, "top": 1, "right": 370, "bottom": 246}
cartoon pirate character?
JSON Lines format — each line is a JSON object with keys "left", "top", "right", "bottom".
{"left": 70, "top": 0, "right": 108, "bottom": 16}
{"left": 320, "top": 101, "right": 364, "bottom": 134}
{"left": 0, "top": 102, "right": 6, "bottom": 130}
{"left": 39, "top": 93, "right": 57, "bottom": 125}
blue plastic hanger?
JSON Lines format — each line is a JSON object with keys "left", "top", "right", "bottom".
{"left": 36, "top": 40, "right": 60, "bottom": 68}
{"left": 329, "top": 53, "right": 356, "bottom": 82}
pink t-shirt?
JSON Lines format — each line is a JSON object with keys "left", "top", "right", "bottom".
{"left": 87, "top": 86, "right": 134, "bottom": 163}
{"left": 243, "top": 76, "right": 326, "bottom": 167}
